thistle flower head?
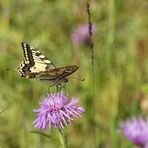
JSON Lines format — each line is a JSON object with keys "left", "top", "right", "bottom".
{"left": 119, "top": 117, "right": 148, "bottom": 147}
{"left": 32, "top": 92, "right": 84, "bottom": 129}
{"left": 71, "top": 24, "right": 96, "bottom": 46}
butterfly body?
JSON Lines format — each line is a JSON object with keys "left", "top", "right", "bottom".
{"left": 17, "top": 42, "right": 78, "bottom": 86}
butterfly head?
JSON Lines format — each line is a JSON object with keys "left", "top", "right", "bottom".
{"left": 63, "top": 78, "right": 68, "bottom": 83}
{"left": 63, "top": 65, "right": 79, "bottom": 83}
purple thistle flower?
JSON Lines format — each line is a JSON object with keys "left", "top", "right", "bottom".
{"left": 32, "top": 92, "right": 85, "bottom": 129}
{"left": 71, "top": 24, "right": 96, "bottom": 46}
{"left": 119, "top": 117, "right": 148, "bottom": 147}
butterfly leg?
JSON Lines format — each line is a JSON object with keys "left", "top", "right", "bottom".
{"left": 53, "top": 76, "right": 68, "bottom": 87}
{"left": 56, "top": 85, "right": 62, "bottom": 92}
{"left": 48, "top": 85, "right": 52, "bottom": 93}
{"left": 48, "top": 85, "right": 60, "bottom": 93}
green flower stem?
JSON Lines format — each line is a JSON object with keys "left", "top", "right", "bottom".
{"left": 58, "top": 128, "right": 68, "bottom": 148}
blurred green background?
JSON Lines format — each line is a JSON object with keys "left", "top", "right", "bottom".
{"left": 0, "top": 0, "right": 148, "bottom": 147}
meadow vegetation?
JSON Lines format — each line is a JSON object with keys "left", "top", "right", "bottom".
{"left": 0, "top": 0, "right": 147, "bottom": 147}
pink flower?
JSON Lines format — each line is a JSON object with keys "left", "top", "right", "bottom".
{"left": 33, "top": 92, "right": 84, "bottom": 129}
{"left": 72, "top": 24, "right": 96, "bottom": 46}
{"left": 119, "top": 117, "right": 148, "bottom": 147}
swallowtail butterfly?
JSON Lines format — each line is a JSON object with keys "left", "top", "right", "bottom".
{"left": 17, "top": 42, "right": 78, "bottom": 86}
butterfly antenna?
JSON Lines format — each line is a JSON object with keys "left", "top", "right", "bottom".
{"left": 69, "top": 77, "right": 85, "bottom": 82}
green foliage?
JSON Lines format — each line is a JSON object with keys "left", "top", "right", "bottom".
{"left": 0, "top": 0, "right": 147, "bottom": 147}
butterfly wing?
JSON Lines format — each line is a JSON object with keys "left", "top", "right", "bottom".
{"left": 17, "top": 42, "right": 79, "bottom": 86}
{"left": 36, "top": 65, "right": 79, "bottom": 86}
{"left": 21, "top": 42, "right": 56, "bottom": 72}
{"left": 17, "top": 42, "right": 56, "bottom": 78}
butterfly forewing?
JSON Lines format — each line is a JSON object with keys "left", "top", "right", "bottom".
{"left": 21, "top": 42, "right": 35, "bottom": 66}
{"left": 21, "top": 42, "right": 55, "bottom": 72}
{"left": 17, "top": 42, "right": 78, "bottom": 86}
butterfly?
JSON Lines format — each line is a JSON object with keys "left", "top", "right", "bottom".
{"left": 17, "top": 42, "right": 78, "bottom": 87}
